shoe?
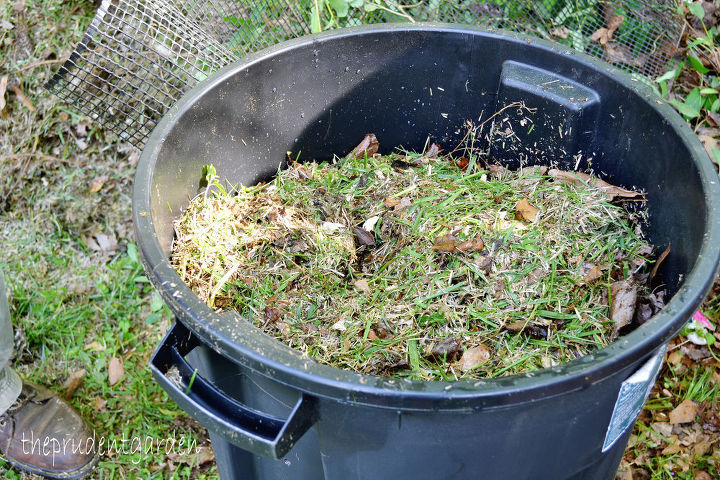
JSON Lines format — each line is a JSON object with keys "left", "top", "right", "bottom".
{"left": 0, "top": 382, "right": 98, "bottom": 479}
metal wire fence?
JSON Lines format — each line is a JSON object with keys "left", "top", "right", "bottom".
{"left": 46, "top": 0, "right": 685, "bottom": 147}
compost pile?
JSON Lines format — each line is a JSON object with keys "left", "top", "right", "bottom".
{"left": 171, "top": 135, "right": 666, "bottom": 381}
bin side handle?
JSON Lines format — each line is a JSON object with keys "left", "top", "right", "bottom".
{"left": 150, "top": 321, "right": 318, "bottom": 459}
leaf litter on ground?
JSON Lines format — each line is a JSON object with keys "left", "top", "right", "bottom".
{"left": 171, "top": 134, "right": 665, "bottom": 381}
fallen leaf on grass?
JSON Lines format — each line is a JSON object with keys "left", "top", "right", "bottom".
{"left": 93, "top": 396, "right": 107, "bottom": 412}
{"left": 514, "top": 198, "right": 539, "bottom": 222}
{"left": 548, "top": 169, "right": 644, "bottom": 200}
{"left": 11, "top": 85, "right": 35, "bottom": 112}
{"left": 264, "top": 305, "right": 282, "bottom": 323}
{"left": 89, "top": 175, "right": 108, "bottom": 193}
{"left": 384, "top": 197, "right": 400, "bottom": 208}
{"left": 669, "top": 398, "right": 698, "bottom": 424}
{"left": 610, "top": 279, "right": 637, "bottom": 336}
{"left": 456, "top": 345, "right": 490, "bottom": 371}
{"left": 425, "top": 143, "right": 442, "bottom": 158}
{"left": 432, "top": 234, "right": 456, "bottom": 252}
{"left": 432, "top": 235, "right": 484, "bottom": 253}
{"left": 353, "top": 226, "right": 376, "bottom": 246}
{"left": 354, "top": 278, "right": 370, "bottom": 293}
{"left": 168, "top": 445, "right": 215, "bottom": 466}
{"left": 454, "top": 156, "right": 469, "bottom": 171}
{"left": 0, "top": 75, "right": 8, "bottom": 115}
{"left": 108, "top": 357, "right": 124, "bottom": 386}
{"left": 350, "top": 133, "right": 379, "bottom": 159}
{"left": 63, "top": 369, "right": 86, "bottom": 400}
{"left": 590, "top": 15, "right": 625, "bottom": 45}
{"left": 83, "top": 233, "right": 118, "bottom": 254}
{"left": 667, "top": 349, "right": 683, "bottom": 365}
{"left": 488, "top": 164, "right": 505, "bottom": 177}
{"left": 429, "top": 336, "right": 461, "bottom": 359}
{"left": 507, "top": 321, "right": 549, "bottom": 339}
{"left": 580, "top": 262, "right": 603, "bottom": 283}
{"left": 706, "top": 111, "right": 720, "bottom": 127}
{"left": 698, "top": 134, "right": 719, "bottom": 158}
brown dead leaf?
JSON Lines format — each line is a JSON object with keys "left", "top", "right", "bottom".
{"left": 455, "top": 156, "right": 469, "bottom": 171}
{"left": 514, "top": 198, "right": 539, "bottom": 222}
{"left": 667, "top": 349, "right": 683, "bottom": 365}
{"left": 353, "top": 226, "right": 376, "bottom": 246}
{"left": 108, "top": 357, "right": 124, "bottom": 386}
{"left": 168, "top": 445, "right": 215, "bottom": 466}
{"left": 430, "top": 337, "right": 461, "bottom": 359}
{"left": 11, "top": 85, "right": 35, "bottom": 112}
{"left": 505, "top": 321, "right": 548, "bottom": 339}
{"left": 581, "top": 262, "right": 603, "bottom": 283}
{"left": 603, "top": 43, "right": 646, "bottom": 68}
{"left": 89, "top": 175, "right": 108, "bottom": 193}
{"left": 455, "top": 236, "right": 485, "bottom": 252}
{"left": 264, "top": 305, "right": 283, "bottom": 323}
{"left": 488, "top": 164, "right": 505, "bottom": 177}
{"left": 669, "top": 398, "right": 698, "bottom": 424}
{"left": 551, "top": 26, "right": 569, "bottom": 39}
{"left": 367, "top": 329, "right": 378, "bottom": 340}
{"left": 63, "top": 369, "right": 86, "bottom": 400}
{"left": 0, "top": 75, "right": 8, "bottom": 115}
{"left": 350, "top": 133, "right": 379, "bottom": 159}
{"left": 354, "top": 278, "right": 370, "bottom": 294}
{"left": 505, "top": 321, "right": 527, "bottom": 333}
{"left": 456, "top": 345, "right": 490, "bottom": 372}
{"left": 94, "top": 233, "right": 118, "bottom": 253}
{"left": 93, "top": 396, "right": 107, "bottom": 412}
{"left": 425, "top": 143, "right": 442, "bottom": 158}
{"left": 295, "top": 164, "right": 311, "bottom": 181}
{"left": 433, "top": 235, "right": 458, "bottom": 252}
{"left": 384, "top": 197, "right": 400, "bottom": 208}
{"left": 698, "top": 134, "right": 719, "bottom": 158}
{"left": 650, "top": 243, "right": 671, "bottom": 280}
{"left": 706, "top": 111, "right": 720, "bottom": 127}
{"left": 661, "top": 441, "right": 681, "bottom": 455}
{"left": 610, "top": 279, "right": 637, "bottom": 335}
{"left": 548, "top": 169, "right": 643, "bottom": 200}
{"left": 590, "top": 16, "right": 624, "bottom": 45}
{"left": 695, "top": 471, "right": 713, "bottom": 480}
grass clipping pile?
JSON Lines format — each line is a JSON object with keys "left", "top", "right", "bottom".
{"left": 172, "top": 134, "right": 667, "bottom": 381}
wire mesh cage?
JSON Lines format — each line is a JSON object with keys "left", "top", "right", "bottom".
{"left": 47, "top": 0, "right": 685, "bottom": 147}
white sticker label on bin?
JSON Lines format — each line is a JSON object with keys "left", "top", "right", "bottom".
{"left": 602, "top": 346, "right": 666, "bottom": 452}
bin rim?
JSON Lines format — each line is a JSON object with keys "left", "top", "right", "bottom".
{"left": 134, "top": 23, "right": 720, "bottom": 410}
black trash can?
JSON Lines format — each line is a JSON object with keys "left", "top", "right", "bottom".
{"left": 134, "top": 25, "right": 720, "bottom": 479}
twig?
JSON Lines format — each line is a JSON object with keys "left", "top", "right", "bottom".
{"left": 371, "top": 2, "right": 416, "bottom": 23}
{"left": 14, "top": 57, "right": 70, "bottom": 74}
{"left": 0, "top": 152, "right": 80, "bottom": 167}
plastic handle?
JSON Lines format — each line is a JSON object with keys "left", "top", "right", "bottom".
{"left": 150, "top": 321, "right": 318, "bottom": 459}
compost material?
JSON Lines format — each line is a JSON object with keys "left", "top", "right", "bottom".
{"left": 171, "top": 135, "right": 665, "bottom": 380}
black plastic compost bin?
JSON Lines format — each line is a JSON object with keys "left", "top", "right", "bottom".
{"left": 134, "top": 25, "right": 720, "bottom": 479}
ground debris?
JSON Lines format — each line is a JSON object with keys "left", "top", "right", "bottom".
{"left": 172, "top": 134, "right": 659, "bottom": 380}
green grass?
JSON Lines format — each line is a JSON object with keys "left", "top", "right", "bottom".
{"left": 0, "top": 0, "right": 718, "bottom": 478}
{"left": 0, "top": 0, "right": 217, "bottom": 477}
{"left": 173, "top": 149, "right": 654, "bottom": 381}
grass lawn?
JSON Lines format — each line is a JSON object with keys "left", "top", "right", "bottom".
{"left": 0, "top": 1, "right": 718, "bottom": 478}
